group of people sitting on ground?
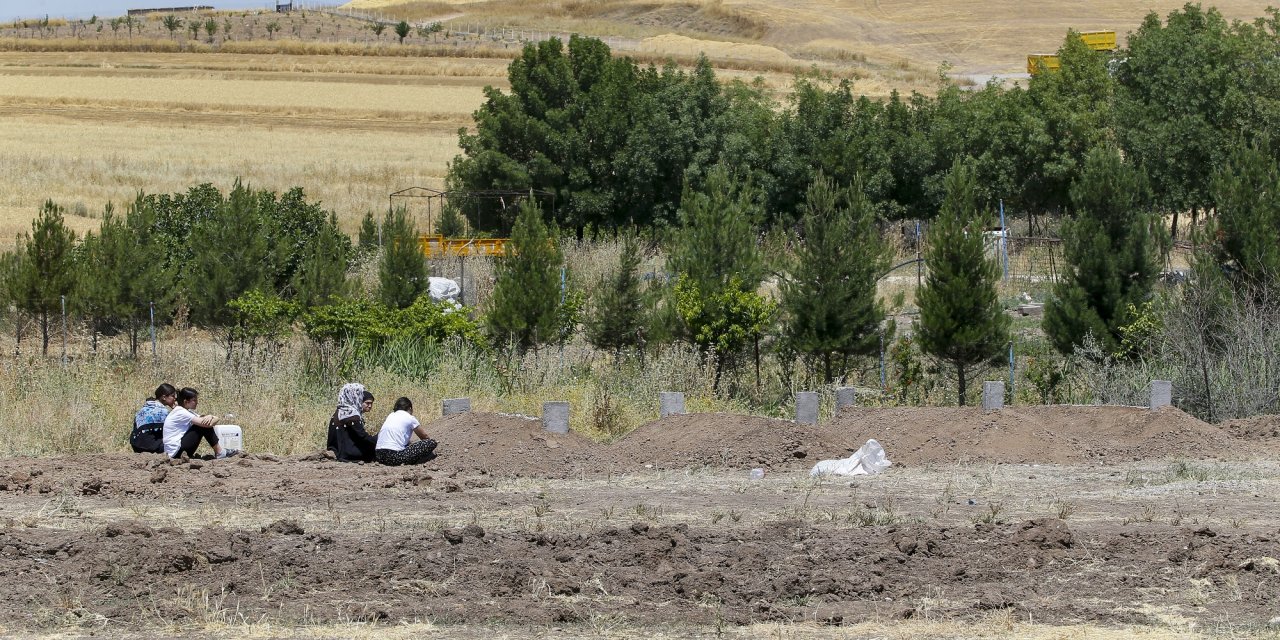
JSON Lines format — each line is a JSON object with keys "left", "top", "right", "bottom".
{"left": 129, "top": 382, "right": 436, "bottom": 465}
{"left": 326, "top": 383, "right": 437, "bottom": 466}
{"left": 130, "top": 383, "right": 238, "bottom": 460}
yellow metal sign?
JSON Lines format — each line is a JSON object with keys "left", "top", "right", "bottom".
{"left": 418, "top": 234, "right": 509, "bottom": 258}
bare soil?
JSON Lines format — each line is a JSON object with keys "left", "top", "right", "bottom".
{"left": 1, "top": 407, "right": 1278, "bottom": 637}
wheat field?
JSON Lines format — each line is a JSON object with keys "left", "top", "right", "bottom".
{"left": 0, "top": 51, "right": 495, "bottom": 245}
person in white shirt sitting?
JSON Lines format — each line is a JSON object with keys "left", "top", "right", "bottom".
{"left": 162, "top": 387, "right": 235, "bottom": 459}
{"left": 374, "top": 397, "right": 437, "bottom": 466}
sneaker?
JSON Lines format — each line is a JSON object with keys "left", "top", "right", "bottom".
{"left": 216, "top": 448, "right": 241, "bottom": 460}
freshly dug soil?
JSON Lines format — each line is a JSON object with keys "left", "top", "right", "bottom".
{"left": 825, "top": 405, "right": 1258, "bottom": 466}
{"left": 612, "top": 413, "right": 834, "bottom": 471}
{"left": 424, "top": 412, "right": 613, "bottom": 478}
{"left": 1223, "top": 414, "right": 1280, "bottom": 439}
{"left": 0, "top": 518, "right": 1275, "bottom": 630}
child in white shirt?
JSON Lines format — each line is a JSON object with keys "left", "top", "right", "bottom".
{"left": 374, "top": 397, "right": 437, "bottom": 466}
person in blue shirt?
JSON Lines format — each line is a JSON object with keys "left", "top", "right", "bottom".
{"left": 131, "top": 383, "right": 177, "bottom": 454}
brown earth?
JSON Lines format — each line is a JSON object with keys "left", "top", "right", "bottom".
{"left": 826, "top": 405, "right": 1264, "bottom": 466}
{"left": 0, "top": 516, "right": 1276, "bottom": 630}
{"left": 1224, "top": 414, "right": 1280, "bottom": 439}
{"left": 1, "top": 408, "right": 1278, "bottom": 635}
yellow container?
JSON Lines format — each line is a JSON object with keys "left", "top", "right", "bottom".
{"left": 1079, "top": 30, "right": 1117, "bottom": 51}
{"left": 1027, "top": 54, "right": 1060, "bottom": 74}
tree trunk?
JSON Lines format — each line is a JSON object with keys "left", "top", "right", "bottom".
{"left": 40, "top": 310, "right": 50, "bottom": 356}
{"left": 1170, "top": 209, "right": 1180, "bottom": 242}
{"left": 957, "top": 362, "right": 967, "bottom": 406}
{"left": 823, "top": 352, "right": 832, "bottom": 385}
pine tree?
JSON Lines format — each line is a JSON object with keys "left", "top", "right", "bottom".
{"left": 586, "top": 235, "right": 646, "bottom": 354}
{"left": 15, "top": 201, "right": 77, "bottom": 356}
{"left": 378, "top": 207, "right": 426, "bottom": 309}
{"left": 120, "top": 196, "right": 173, "bottom": 356}
{"left": 917, "top": 160, "right": 1010, "bottom": 405}
{"left": 668, "top": 166, "right": 763, "bottom": 296}
{"left": 781, "top": 173, "right": 890, "bottom": 383}
{"left": 184, "top": 182, "right": 270, "bottom": 327}
{"left": 0, "top": 246, "right": 25, "bottom": 349}
{"left": 487, "top": 199, "right": 564, "bottom": 352}
{"left": 358, "top": 211, "right": 379, "bottom": 249}
{"left": 1044, "top": 145, "right": 1161, "bottom": 355}
{"left": 72, "top": 209, "right": 127, "bottom": 353}
{"left": 292, "top": 214, "right": 351, "bottom": 308}
{"left": 436, "top": 204, "right": 466, "bottom": 238}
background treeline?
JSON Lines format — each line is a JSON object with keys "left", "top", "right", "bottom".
{"left": 451, "top": 4, "right": 1280, "bottom": 234}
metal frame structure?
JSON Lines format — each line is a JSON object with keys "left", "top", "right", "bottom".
{"left": 388, "top": 187, "right": 555, "bottom": 236}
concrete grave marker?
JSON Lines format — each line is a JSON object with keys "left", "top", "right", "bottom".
{"left": 795, "top": 391, "right": 819, "bottom": 425}
{"left": 1150, "top": 380, "right": 1172, "bottom": 410}
{"left": 442, "top": 398, "right": 471, "bottom": 416}
{"left": 542, "top": 401, "right": 570, "bottom": 434}
{"left": 982, "top": 381, "right": 1005, "bottom": 411}
{"left": 835, "top": 387, "right": 856, "bottom": 411}
{"left": 659, "top": 392, "right": 685, "bottom": 418}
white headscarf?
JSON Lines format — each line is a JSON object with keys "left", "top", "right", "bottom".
{"left": 336, "top": 383, "right": 366, "bottom": 421}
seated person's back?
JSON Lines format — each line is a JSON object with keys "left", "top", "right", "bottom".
{"left": 374, "top": 397, "right": 436, "bottom": 466}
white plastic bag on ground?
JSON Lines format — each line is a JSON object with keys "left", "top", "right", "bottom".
{"left": 428, "top": 277, "right": 461, "bottom": 302}
{"left": 809, "top": 439, "right": 892, "bottom": 477}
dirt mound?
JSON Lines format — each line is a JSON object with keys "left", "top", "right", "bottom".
{"left": 422, "top": 412, "right": 616, "bottom": 477}
{"left": 614, "top": 413, "right": 841, "bottom": 471}
{"left": 826, "top": 405, "right": 1250, "bottom": 465}
{"left": 0, "top": 518, "right": 1275, "bottom": 630}
{"left": 1223, "top": 414, "right": 1280, "bottom": 439}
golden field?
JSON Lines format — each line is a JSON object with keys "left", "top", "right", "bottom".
{"left": 0, "top": 52, "right": 496, "bottom": 245}
{"left": 0, "top": 0, "right": 1275, "bottom": 245}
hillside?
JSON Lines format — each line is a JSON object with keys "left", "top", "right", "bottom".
{"left": 343, "top": 0, "right": 1276, "bottom": 75}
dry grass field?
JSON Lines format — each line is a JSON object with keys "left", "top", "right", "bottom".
{"left": 0, "top": 50, "right": 498, "bottom": 245}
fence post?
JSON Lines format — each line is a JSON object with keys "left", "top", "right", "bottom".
{"left": 879, "top": 331, "right": 886, "bottom": 390}
{"left": 1008, "top": 340, "right": 1015, "bottom": 402}
{"left": 915, "top": 219, "right": 922, "bottom": 290}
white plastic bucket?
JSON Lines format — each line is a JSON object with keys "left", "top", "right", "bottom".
{"left": 214, "top": 425, "right": 243, "bottom": 451}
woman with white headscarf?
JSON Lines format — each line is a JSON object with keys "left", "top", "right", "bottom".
{"left": 326, "top": 382, "right": 378, "bottom": 463}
